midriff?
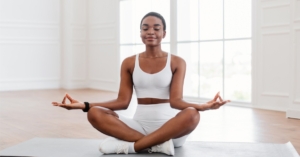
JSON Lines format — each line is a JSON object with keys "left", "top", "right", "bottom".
{"left": 137, "top": 98, "right": 169, "bottom": 104}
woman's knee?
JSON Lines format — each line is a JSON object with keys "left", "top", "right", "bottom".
{"left": 87, "top": 106, "right": 106, "bottom": 123}
{"left": 87, "top": 106, "right": 119, "bottom": 124}
{"left": 181, "top": 107, "right": 200, "bottom": 126}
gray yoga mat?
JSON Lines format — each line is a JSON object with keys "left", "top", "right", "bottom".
{"left": 0, "top": 138, "right": 299, "bottom": 157}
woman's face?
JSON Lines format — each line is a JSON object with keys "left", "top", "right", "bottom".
{"left": 140, "top": 16, "right": 166, "bottom": 46}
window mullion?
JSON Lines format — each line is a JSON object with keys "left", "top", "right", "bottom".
{"left": 198, "top": 0, "right": 201, "bottom": 98}
{"left": 170, "top": 0, "right": 177, "bottom": 55}
{"left": 222, "top": 0, "right": 225, "bottom": 98}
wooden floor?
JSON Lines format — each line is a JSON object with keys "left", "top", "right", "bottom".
{"left": 0, "top": 89, "right": 299, "bottom": 154}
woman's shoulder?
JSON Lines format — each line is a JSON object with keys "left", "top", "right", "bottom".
{"left": 123, "top": 54, "right": 137, "bottom": 62}
{"left": 121, "top": 54, "right": 137, "bottom": 69}
{"left": 170, "top": 54, "right": 186, "bottom": 65}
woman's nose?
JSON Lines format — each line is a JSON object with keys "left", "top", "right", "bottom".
{"left": 147, "top": 28, "right": 154, "bottom": 34}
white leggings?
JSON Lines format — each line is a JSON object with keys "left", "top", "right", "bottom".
{"left": 117, "top": 103, "right": 189, "bottom": 147}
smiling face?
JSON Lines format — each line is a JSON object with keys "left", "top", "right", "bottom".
{"left": 140, "top": 16, "right": 166, "bottom": 47}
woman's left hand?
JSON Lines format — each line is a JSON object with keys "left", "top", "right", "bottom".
{"left": 204, "top": 92, "right": 230, "bottom": 110}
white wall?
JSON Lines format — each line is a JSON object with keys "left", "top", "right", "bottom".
{"left": 252, "top": 0, "right": 300, "bottom": 118}
{"left": 0, "top": 0, "right": 95, "bottom": 91}
{"left": 287, "top": 0, "right": 300, "bottom": 119}
{"left": 61, "top": 0, "right": 88, "bottom": 89}
{"left": 0, "top": 0, "right": 61, "bottom": 90}
{"left": 88, "top": 0, "right": 120, "bottom": 92}
{"left": 0, "top": 0, "right": 120, "bottom": 92}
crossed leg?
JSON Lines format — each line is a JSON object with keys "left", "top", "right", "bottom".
{"left": 87, "top": 106, "right": 200, "bottom": 152}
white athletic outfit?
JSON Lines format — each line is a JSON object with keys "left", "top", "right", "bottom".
{"left": 117, "top": 53, "right": 188, "bottom": 147}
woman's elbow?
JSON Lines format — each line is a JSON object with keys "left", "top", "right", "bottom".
{"left": 119, "top": 100, "right": 130, "bottom": 110}
{"left": 121, "top": 104, "right": 129, "bottom": 110}
{"left": 169, "top": 98, "right": 180, "bottom": 108}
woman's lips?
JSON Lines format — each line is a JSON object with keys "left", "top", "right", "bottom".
{"left": 146, "top": 37, "right": 155, "bottom": 40}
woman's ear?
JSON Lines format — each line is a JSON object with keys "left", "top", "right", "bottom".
{"left": 163, "top": 31, "right": 166, "bottom": 38}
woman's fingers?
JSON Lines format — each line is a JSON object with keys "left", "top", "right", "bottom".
{"left": 52, "top": 93, "right": 77, "bottom": 110}
{"left": 213, "top": 100, "right": 229, "bottom": 108}
{"left": 218, "top": 95, "right": 223, "bottom": 102}
{"left": 52, "top": 102, "right": 70, "bottom": 109}
{"left": 65, "top": 93, "right": 74, "bottom": 102}
{"left": 213, "top": 92, "right": 220, "bottom": 101}
{"left": 53, "top": 102, "right": 62, "bottom": 106}
{"left": 62, "top": 96, "right": 67, "bottom": 104}
{"left": 219, "top": 100, "right": 230, "bottom": 106}
{"left": 215, "top": 92, "right": 230, "bottom": 104}
{"left": 206, "top": 97, "right": 230, "bottom": 110}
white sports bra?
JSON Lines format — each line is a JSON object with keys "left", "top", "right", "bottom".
{"left": 133, "top": 53, "right": 172, "bottom": 99}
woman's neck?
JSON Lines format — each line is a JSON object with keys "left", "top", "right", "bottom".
{"left": 143, "top": 45, "right": 165, "bottom": 58}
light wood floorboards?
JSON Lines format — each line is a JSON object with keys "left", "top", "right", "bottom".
{"left": 0, "top": 89, "right": 299, "bottom": 154}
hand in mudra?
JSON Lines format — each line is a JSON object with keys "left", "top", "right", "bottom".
{"left": 205, "top": 92, "right": 230, "bottom": 110}
{"left": 52, "top": 93, "right": 84, "bottom": 110}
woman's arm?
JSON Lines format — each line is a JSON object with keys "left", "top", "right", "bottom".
{"left": 169, "top": 55, "right": 229, "bottom": 111}
{"left": 88, "top": 57, "right": 134, "bottom": 110}
{"left": 52, "top": 56, "right": 135, "bottom": 111}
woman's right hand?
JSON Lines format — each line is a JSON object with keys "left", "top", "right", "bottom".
{"left": 52, "top": 93, "right": 85, "bottom": 110}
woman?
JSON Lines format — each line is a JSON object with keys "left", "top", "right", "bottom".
{"left": 52, "top": 12, "right": 230, "bottom": 156}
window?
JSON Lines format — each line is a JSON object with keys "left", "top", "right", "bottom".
{"left": 120, "top": 0, "right": 251, "bottom": 102}
{"left": 177, "top": 0, "right": 251, "bottom": 102}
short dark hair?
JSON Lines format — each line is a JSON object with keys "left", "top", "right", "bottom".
{"left": 140, "top": 12, "right": 166, "bottom": 31}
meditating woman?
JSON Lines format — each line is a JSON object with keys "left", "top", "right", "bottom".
{"left": 52, "top": 12, "right": 230, "bottom": 156}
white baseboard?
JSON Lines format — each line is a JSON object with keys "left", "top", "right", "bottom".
{"left": 251, "top": 105, "right": 286, "bottom": 112}
{"left": 61, "top": 81, "right": 88, "bottom": 89}
{"left": 88, "top": 80, "right": 118, "bottom": 93}
{"left": 0, "top": 80, "right": 60, "bottom": 91}
{"left": 286, "top": 109, "right": 300, "bottom": 119}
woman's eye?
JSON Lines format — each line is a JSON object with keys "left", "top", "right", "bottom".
{"left": 155, "top": 29, "right": 159, "bottom": 31}
{"left": 143, "top": 29, "right": 148, "bottom": 31}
